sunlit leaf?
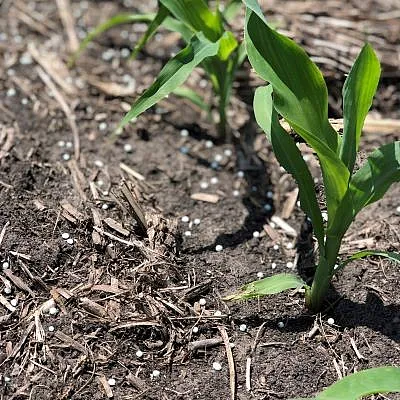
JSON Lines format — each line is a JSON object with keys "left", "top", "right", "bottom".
{"left": 117, "top": 33, "right": 220, "bottom": 133}
{"left": 340, "top": 44, "right": 381, "bottom": 173}
{"left": 224, "top": 273, "right": 305, "bottom": 301}
{"left": 254, "top": 85, "right": 325, "bottom": 250}
{"left": 244, "top": 5, "right": 349, "bottom": 222}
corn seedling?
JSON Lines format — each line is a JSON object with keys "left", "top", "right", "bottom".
{"left": 71, "top": 0, "right": 245, "bottom": 141}
{"left": 226, "top": 1, "right": 400, "bottom": 311}
{"left": 293, "top": 367, "right": 400, "bottom": 400}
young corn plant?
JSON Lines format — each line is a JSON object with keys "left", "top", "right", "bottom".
{"left": 226, "top": 0, "right": 400, "bottom": 311}
{"left": 71, "top": 0, "right": 245, "bottom": 141}
{"left": 294, "top": 366, "right": 400, "bottom": 400}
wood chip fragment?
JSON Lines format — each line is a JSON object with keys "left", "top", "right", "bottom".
{"left": 104, "top": 218, "right": 130, "bottom": 237}
{"left": 218, "top": 326, "right": 236, "bottom": 400}
{"left": 109, "top": 320, "right": 161, "bottom": 332}
{"left": 0, "top": 294, "right": 16, "bottom": 312}
{"left": 80, "top": 297, "right": 107, "bottom": 318}
{"left": 97, "top": 375, "right": 113, "bottom": 399}
{"left": 86, "top": 76, "right": 136, "bottom": 97}
{"left": 3, "top": 269, "right": 35, "bottom": 297}
{"left": 350, "top": 337, "right": 365, "bottom": 360}
{"left": 60, "top": 200, "right": 85, "bottom": 222}
{"left": 281, "top": 188, "right": 299, "bottom": 219}
{"left": 191, "top": 193, "right": 220, "bottom": 203}
{"left": 56, "top": 0, "right": 79, "bottom": 52}
{"left": 188, "top": 338, "right": 223, "bottom": 352}
{"left": 271, "top": 215, "right": 297, "bottom": 237}
{"left": 120, "top": 163, "right": 145, "bottom": 181}
{"left": 54, "top": 331, "right": 87, "bottom": 354}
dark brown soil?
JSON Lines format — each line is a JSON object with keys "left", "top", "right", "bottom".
{"left": 1, "top": 1, "right": 399, "bottom": 400}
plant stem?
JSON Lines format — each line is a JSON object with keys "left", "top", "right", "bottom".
{"left": 306, "top": 236, "right": 341, "bottom": 311}
{"left": 217, "top": 94, "right": 228, "bottom": 142}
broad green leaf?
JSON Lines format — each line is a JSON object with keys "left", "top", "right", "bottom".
{"left": 171, "top": 86, "right": 211, "bottom": 114}
{"left": 224, "top": 273, "right": 305, "bottom": 300}
{"left": 69, "top": 13, "right": 156, "bottom": 66}
{"left": 217, "top": 30, "right": 238, "bottom": 61}
{"left": 130, "top": 5, "right": 170, "bottom": 60}
{"left": 245, "top": 6, "right": 349, "bottom": 220}
{"left": 160, "top": 0, "right": 223, "bottom": 42}
{"left": 161, "top": 16, "right": 193, "bottom": 42}
{"left": 222, "top": 0, "right": 243, "bottom": 23}
{"left": 328, "top": 141, "right": 400, "bottom": 237}
{"left": 340, "top": 44, "right": 381, "bottom": 173}
{"left": 316, "top": 367, "right": 400, "bottom": 400}
{"left": 117, "top": 33, "right": 220, "bottom": 133}
{"left": 334, "top": 250, "right": 400, "bottom": 275}
{"left": 254, "top": 86, "right": 325, "bottom": 251}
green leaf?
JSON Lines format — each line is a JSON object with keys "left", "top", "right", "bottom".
{"left": 116, "top": 33, "right": 220, "bottom": 133}
{"left": 328, "top": 141, "right": 400, "bottom": 238}
{"left": 224, "top": 273, "right": 305, "bottom": 301}
{"left": 244, "top": 6, "right": 349, "bottom": 222}
{"left": 130, "top": 5, "right": 170, "bottom": 60}
{"left": 217, "top": 30, "right": 238, "bottom": 61}
{"left": 222, "top": 0, "right": 243, "bottom": 23}
{"left": 254, "top": 86, "right": 325, "bottom": 251}
{"left": 69, "top": 13, "right": 156, "bottom": 66}
{"left": 340, "top": 44, "right": 381, "bottom": 173}
{"left": 316, "top": 367, "right": 400, "bottom": 400}
{"left": 160, "top": 0, "right": 223, "bottom": 42}
{"left": 171, "top": 86, "right": 211, "bottom": 115}
{"left": 334, "top": 250, "right": 400, "bottom": 275}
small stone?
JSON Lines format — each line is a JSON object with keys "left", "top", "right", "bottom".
{"left": 120, "top": 48, "right": 130, "bottom": 58}
{"left": 215, "top": 245, "right": 223, "bottom": 252}
{"left": 102, "top": 203, "right": 109, "bottom": 210}
{"left": 48, "top": 325, "right": 55, "bottom": 332}
{"left": 199, "top": 79, "right": 208, "bottom": 88}
{"left": 210, "top": 161, "right": 219, "bottom": 170}
{"left": 4, "top": 376, "right": 11, "bottom": 383}
{"left": 251, "top": 186, "right": 257, "bottom": 192}
{"left": 200, "top": 182, "right": 209, "bottom": 189}
{"left": 10, "top": 298, "right": 18, "bottom": 307}
{"left": 58, "top": 140, "right": 65, "bottom": 147}
{"left": 97, "top": 180, "right": 104, "bottom": 187}
{"left": 192, "top": 326, "right": 199, "bottom": 333}
{"left": 214, "top": 310, "right": 222, "bottom": 317}
{"left": 21, "top": 98, "right": 28, "bottom": 105}
{"left": 237, "top": 170, "right": 244, "bottom": 178}
{"left": 199, "top": 298, "right": 206, "bottom": 306}
{"left": 314, "top": 177, "right": 319, "bottom": 183}
{"left": 210, "top": 177, "right": 219, "bottom": 185}
{"left": 4, "top": 287, "right": 12, "bottom": 294}
{"left": 205, "top": 140, "right": 214, "bottom": 148}
{"left": 277, "top": 321, "right": 284, "bottom": 328}
{"left": 239, "top": 324, "right": 247, "bottom": 332}
{"left": 224, "top": 149, "right": 232, "bottom": 157}
{"left": 151, "top": 370, "right": 160, "bottom": 378}
{"left": 271, "top": 262, "right": 277, "bottom": 269}
{"left": 327, "top": 317, "right": 335, "bottom": 325}
{"left": 101, "top": 49, "right": 115, "bottom": 61}
{"left": 233, "top": 190, "right": 240, "bottom": 197}
{"left": 286, "top": 261, "right": 294, "bottom": 269}
{"left": 322, "top": 212, "right": 328, "bottom": 221}
{"left": 61, "top": 232, "right": 70, "bottom": 239}
{"left": 6, "top": 88, "right": 16, "bottom": 97}
{"left": 396, "top": 206, "right": 400, "bottom": 215}
{"left": 257, "top": 272, "right": 264, "bottom": 279}
{"left": 181, "top": 216, "right": 190, "bottom": 223}
{"left": 66, "top": 238, "right": 74, "bottom": 245}
{"left": 49, "top": 307, "right": 58, "bottom": 315}
{"left": 136, "top": 350, "right": 143, "bottom": 358}
{"left": 184, "top": 231, "right": 192, "bottom": 237}
{"left": 212, "top": 362, "right": 222, "bottom": 371}
{"left": 180, "top": 129, "right": 189, "bottom": 137}
{"left": 99, "top": 122, "right": 107, "bottom": 131}
{"left": 264, "top": 204, "right": 273, "bottom": 212}
{"left": 286, "top": 243, "right": 294, "bottom": 249}
{"left": 180, "top": 146, "right": 189, "bottom": 154}
{"left": 193, "top": 218, "right": 201, "bottom": 225}
{"left": 253, "top": 231, "right": 260, "bottom": 238}
{"left": 94, "top": 160, "right": 104, "bottom": 168}
{"left": 273, "top": 244, "right": 279, "bottom": 250}
{"left": 270, "top": 222, "right": 276, "bottom": 229}
{"left": 2, "top": 262, "right": 9, "bottom": 269}
{"left": 214, "top": 154, "right": 223, "bottom": 162}
{"left": 266, "top": 191, "right": 274, "bottom": 199}
{"left": 66, "top": 142, "right": 73, "bottom": 149}
{"left": 62, "top": 153, "right": 70, "bottom": 161}
{"left": 108, "top": 378, "right": 116, "bottom": 386}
